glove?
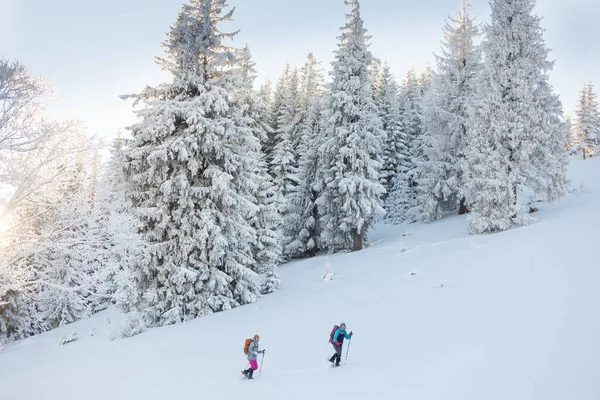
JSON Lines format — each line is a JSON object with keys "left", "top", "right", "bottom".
{"left": 335, "top": 342, "right": 342, "bottom": 346}
{"left": 349, "top": 331, "right": 353, "bottom": 337}
{"left": 261, "top": 350, "right": 266, "bottom": 354}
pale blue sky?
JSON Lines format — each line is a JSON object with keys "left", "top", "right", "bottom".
{"left": 1, "top": 0, "right": 598, "bottom": 139}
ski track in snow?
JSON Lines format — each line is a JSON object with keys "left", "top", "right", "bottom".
{"left": 1, "top": 157, "right": 600, "bottom": 400}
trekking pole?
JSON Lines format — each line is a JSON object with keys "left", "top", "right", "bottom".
{"left": 345, "top": 339, "right": 352, "bottom": 363}
{"left": 259, "top": 352, "right": 265, "bottom": 377}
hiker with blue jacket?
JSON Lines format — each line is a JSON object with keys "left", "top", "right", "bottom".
{"left": 242, "top": 334, "right": 265, "bottom": 379}
{"left": 329, "top": 323, "right": 353, "bottom": 366}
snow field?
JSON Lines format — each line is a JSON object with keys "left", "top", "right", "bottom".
{"left": 1, "top": 157, "right": 599, "bottom": 400}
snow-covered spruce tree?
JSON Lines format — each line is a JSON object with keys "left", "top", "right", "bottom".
{"left": 565, "top": 114, "right": 577, "bottom": 154}
{"left": 259, "top": 264, "right": 280, "bottom": 295}
{"left": 572, "top": 80, "right": 600, "bottom": 159}
{"left": 418, "top": 64, "right": 433, "bottom": 95}
{"left": 122, "top": 0, "right": 263, "bottom": 326}
{"left": 375, "top": 64, "right": 407, "bottom": 197}
{"left": 386, "top": 68, "right": 422, "bottom": 224}
{"left": 271, "top": 68, "right": 302, "bottom": 211}
{"left": 284, "top": 53, "right": 325, "bottom": 258}
{"left": 237, "top": 45, "right": 273, "bottom": 147}
{"left": 369, "top": 58, "right": 383, "bottom": 96}
{"left": 401, "top": 69, "right": 424, "bottom": 174}
{"left": 266, "top": 64, "right": 291, "bottom": 165}
{"left": 418, "top": 0, "right": 481, "bottom": 222}
{"left": 464, "top": 0, "right": 569, "bottom": 234}
{"left": 317, "top": 0, "right": 385, "bottom": 252}
{"left": 251, "top": 171, "right": 282, "bottom": 275}
{"left": 235, "top": 44, "right": 283, "bottom": 274}
{"left": 384, "top": 176, "right": 414, "bottom": 225}
{"left": 96, "top": 138, "right": 148, "bottom": 313}
{"left": 257, "top": 79, "right": 273, "bottom": 151}
{"left": 0, "top": 270, "right": 21, "bottom": 340}
{"left": 404, "top": 66, "right": 433, "bottom": 221}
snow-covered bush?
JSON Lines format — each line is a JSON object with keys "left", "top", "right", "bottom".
{"left": 110, "top": 313, "right": 146, "bottom": 341}
{"left": 322, "top": 257, "right": 334, "bottom": 282}
{"left": 59, "top": 332, "right": 79, "bottom": 346}
{"left": 260, "top": 265, "right": 281, "bottom": 295}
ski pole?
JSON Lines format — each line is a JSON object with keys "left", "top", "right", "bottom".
{"left": 259, "top": 352, "right": 265, "bottom": 377}
{"left": 345, "top": 339, "right": 352, "bottom": 362}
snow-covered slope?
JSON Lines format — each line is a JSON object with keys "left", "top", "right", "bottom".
{"left": 1, "top": 158, "right": 599, "bottom": 400}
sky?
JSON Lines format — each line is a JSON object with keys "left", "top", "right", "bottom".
{"left": 1, "top": 0, "right": 599, "bottom": 142}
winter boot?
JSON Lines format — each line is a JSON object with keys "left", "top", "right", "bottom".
{"left": 241, "top": 369, "right": 249, "bottom": 376}
{"left": 248, "top": 369, "right": 255, "bottom": 380}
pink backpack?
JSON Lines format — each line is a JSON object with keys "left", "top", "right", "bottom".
{"left": 329, "top": 325, "right": 339, "bottom": 344}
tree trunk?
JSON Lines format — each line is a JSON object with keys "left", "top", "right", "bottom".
{"left": 352, "top": 230, "right": 363, "bottom": 252}
{"left": 583, "top": 148, "right": 587, "bottom": 160}
{"left": 510, "top": 183, "right": 518, "bottom": 219}
{"left": 308, "top": 239, "right": 318, "bottom": 258}
{"left": 458, "top": 197, "right": 469, "bottom": 215}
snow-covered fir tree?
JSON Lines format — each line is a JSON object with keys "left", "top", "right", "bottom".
{"left": 418, "top": 0, "right": 481, "bottom": 222}
{"left": 564, "top": 114, "right": 576, "bottom": 153}
{"left": 464, "top": 0, "right": 569, "bottom": 234}
{"left": 283, "top": 53, "right": 325, "bottom": 258}
{"left": 266, "top": 64, "right": 291, "bottom": 164}
{"left": 418, "top": 64, "right": 433, "bottom": 95}
{"left": 235, "top": 44, "right": 283, "bottom": 274}
{"left": 250, "top": 171, "right": 282, "bottom": 274}
{"left": 256, "top": 79, "right": 273, "bottom": 152}
{"left": 317, "top": 0, "right": 385, "bottom": 252}
{"left": 122, "top": 0, "right": 266, "bottom": 326}
{"left": 385, "top": 176, "right": 414, "bottom": 225}
{"left": 375, "top": 64, "right": 407, "bottom": 197}
{"left": 572, "top": 80, "right": 600, "bottom": 159}
{"left": 369, "top": 58, "right": 383, "bottom": 94}
{"left": 96, "top": 138, "right": 148, "bottom": 313}
{"left": 385, "top": 68, "right": 423, "bottom": 224}
{"left": 270, "top": 68, "right": 302, "bottom": 210}
{"left": 237, "top": 45, "right": 273, "bottom": 147}
{"left": 259, "top": 264, "right": 280, "bottom": 295}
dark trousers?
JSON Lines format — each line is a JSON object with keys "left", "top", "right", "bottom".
{"left": 329, "top": 343, "right": 342, "bottom": 365}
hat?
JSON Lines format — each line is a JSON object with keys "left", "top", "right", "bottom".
{"left": 253, "top": 334, "right": 260, "bottom": 340}
{"left": 340, "top": 323, "right": 346, "bottom": 329}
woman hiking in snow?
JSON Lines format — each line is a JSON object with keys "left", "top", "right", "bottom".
{"left": 242, "top": 335, "right": 265, "bottom": 379}
{"left": 329, "top": 323, "right": 353, "bottom": 367}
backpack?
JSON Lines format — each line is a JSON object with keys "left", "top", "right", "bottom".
{"left": 329, "top": 325, "right": 339, "bottom": 344}
{"left": 244, "top": 338, "right": 253, "bottom": 355}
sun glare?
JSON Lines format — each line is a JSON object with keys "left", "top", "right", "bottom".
{"left": 0, "top": 214, "right": 13, "bottom": 236}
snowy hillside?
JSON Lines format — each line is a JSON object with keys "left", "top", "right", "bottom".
{"left": 1, "top": 157, "right": 599, "bottom": 400}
